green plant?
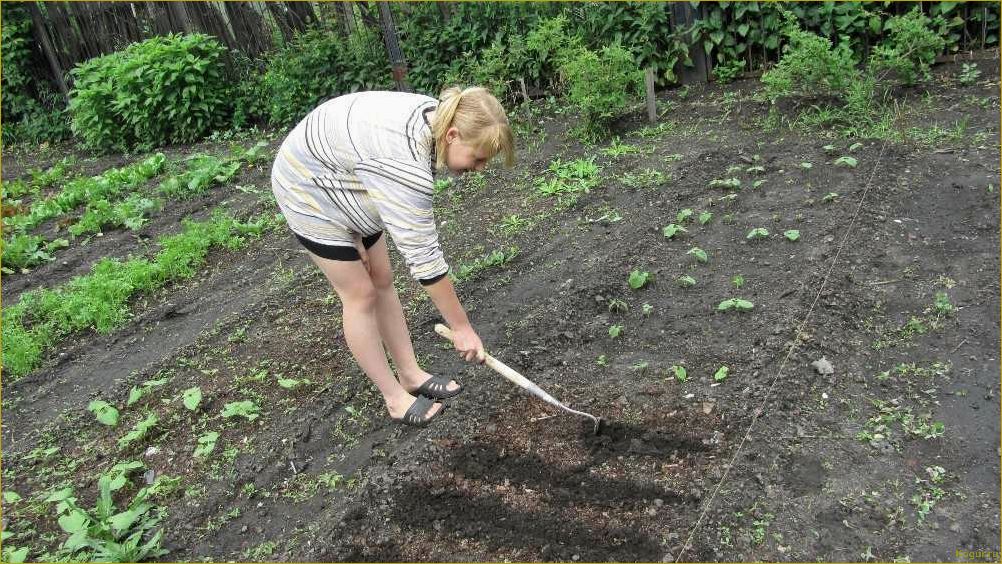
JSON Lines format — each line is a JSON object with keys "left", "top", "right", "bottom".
{"left": 499, "top": 214, "right": 530, "bottom": 235}
{"left": 628, "top": 270, "right": 651, "bottom": 289}
{"left": 159, "top": 154, "right": 243, "bottom": 200}
{"left": 662, "top": 223, "right": 688, "bottom": 239}
{"left": 44, "top": 474, "right": 167, "bottom": 561}
{"left": 182, "top": 387, "right": 202, "bottom": 411}
{"left": 87, "top": 400, "right": 120, "bottom": 427}
{"left": 673, "top": 274, "right": 696, "bottom": 288}
{"left": 194, "top": 431, "right": 220, "bottom": 458}
{"left": 117, "top": 414, "right": 158, "bottom": 449}
{"left": 958, "top": 63, "right": 981, "bottom": 86}
{"left": 784, "top": 229, "right": 801, "bottom": 241}
{"left": 718, "top": 298, "right": 754, "bottom": 312}
{"left": 602, "top": 138, "right": 642, "bottom": 157}
{"left": 731, "top": 274, "right": 745, "bottom": 289}
{"left": 671, "top": 365, "right": 688, "bottom": 383}
{"left": 607, "top": 298, "right": 629, "bottom": 314}
{"left": 608, "top": 324, "right": 624, "bottom": 338}
{"left": 451, "top": 246, "right": 519, "bottom": 283}
{"left": 713, "top": 366, "right": 729, "bottom": 381}
{"left": 713, "top": 58, "right": 745, "bottom": 84}
{"left": 221, "top": 400, "right": 260, "bottom": 421}
{"left": 822, "top": 192, "right": 839, "bottom": 203}
{"left": 596, "top": 354, "right": 608, "bottom": 367}
{"left": 687, "top": 247, "right": 708, "bottom": 263}
{"left": 869, "top": 8, "right": 947, "bottom": 86}
{"left": 761, "top": 13, "right": 862, "bottom": 103}
{"left": 699, "top": 211, "right": 713, "bottom": 225}
{"left": 709, "top": 178, "right": 741, "bottom": 190}
{"left": 560, "top": 43, "right": 643, "bottom": 141}
{"left": 641, "top": 303, "right": 653, "bottom": 316}
{"left": 69, "top": 33, "right": 231, "bottom": 151}
{"left": 1, "top": 235, "right": 70, "bottom": 271}
{"left": 127, "top": 378, "right": 169, "bottom": 406}
{"left": 834, "top": 156, "right": 858, "bottom": 168}
{"left": 746, "top": 227, "right": 769, "bottom": 240}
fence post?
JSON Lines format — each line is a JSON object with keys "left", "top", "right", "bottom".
{"left": 669, "top": 2, "right": 710, "bottom": 85}
{"left": 27, "top": 2, "right": 69, "bottom": 101}
{"left": 378, "top": 2, "right": 411, "bottom": 92}
{"left": 644, "top": 68, "right": 657, "bottom": 123}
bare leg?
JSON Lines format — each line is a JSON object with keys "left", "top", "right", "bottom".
{"left": 365, "top": 236, "right": 459, "bottom": 393}
{"left": 307, "top": 250, "right": 441, "bottom": 420}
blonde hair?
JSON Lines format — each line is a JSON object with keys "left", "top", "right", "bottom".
{"left": 431, "top": 86, "right": 515, "bottom": 170}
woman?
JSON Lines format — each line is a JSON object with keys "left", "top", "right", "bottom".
{"left": 271, "top": 86, "right": 515, "bottom": 427}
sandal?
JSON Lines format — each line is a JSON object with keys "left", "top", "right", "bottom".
{"left": 410, "top": 375, "right": 463, "bottom": 400}
{"left": 391, "top": 395, "right": 447, "bottom": 427}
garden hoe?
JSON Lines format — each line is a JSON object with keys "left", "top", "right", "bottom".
{"left": 434, "top": 324, "right": 604, "bottom": 435}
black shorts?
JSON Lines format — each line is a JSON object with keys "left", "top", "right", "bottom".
{"left": 294, "top": 231, "right": 382, "bottom": 261}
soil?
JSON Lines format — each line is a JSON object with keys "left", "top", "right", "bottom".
{"left": 1, "top": 54, "right": 999, "bottom": 561}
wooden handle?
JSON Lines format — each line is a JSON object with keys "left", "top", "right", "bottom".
{"left": 433, "top": 323, "right": 535, "bottom": 387}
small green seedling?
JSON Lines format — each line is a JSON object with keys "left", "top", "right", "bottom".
{"left": 596, "top": 355, "right": 608, "bottom": 367}
{"left": 718, "top": 298, "right": 754, "bottom": 312}
{"left": 194, "top": 431, "right": 220, "bottom": 458}
{"left": 713, "top": 366, "right": 729, "bottom": 382}
{"left": 608, "top": 324, "right": 624, "bottom": 338}
{"left": 642, "top": 303, "right": 654, "bottom": 316}
{"left": 746, "top": 227, "right": 769, "bottom": 240}
{"left": 687, "top": 247, "right": 708, "bottom": 263}
{"left": 800, "top": 162, "right": 813, "bottom": 170}
{"left": 709, "top": 178, "right": 741, "bottom": 190}
{"left": 629, "top": 270, "right": 652, "bottom": 289}
{"left": 784, "top": 230, "right": 800, "bottom": 241}
{"left": 822, "top": 192, "right": 839, "bottom": 203}
{"left": 608, "top": 298, "right": 629, "bottom": 313}
{"left": 221, "top": 400, "right": 260, "bottom": 421}
{"left": 672, "top": 365, "right": 688, "bottom": 383}
{"left": 834, "top": 156, "right": 858, "bottom": 168}
{"left": 662, "top": 223, "right": 688, "bottom": 239}
{"left": 933, "top": 292, "right": 954, "bottom": 315}
{"left": 182, "top": 387, "right": 202, "bottom": 411}
{"left": 732, "top": 274, "right": 745, "bottom": 289}
{"left": 632, "top": 361, "right": 650, "bottom": 373}
{"left": 718, "top": 193, "right": 738, "bottom": 203}
{"left": 677, "top": 275, "right": 697, "bottom": 287}
{"left": 676, "top": 208, "right": 694, "bottom": 223}
{"left": 87, "top": 400, "right": 120, "bottom": 426}
{"left": 848, "top": 142, "right": 863, "bottom": 152}
{"left": 752, "top": 179, "right": 766, "bottom": 189}
{"left": 822, "top": 144, "right": 837, "bottom": 154}
{"left": 746, "top": 165, "right": 765, "bottom": 174}
{"left": 118, "top": 413, "right": 158, "bottom": 449}
{"left": 699, "top": 211, "right": 713, "bottom": 225}
{"left": 277, "top": 376, "right": 302, "bottom": 389}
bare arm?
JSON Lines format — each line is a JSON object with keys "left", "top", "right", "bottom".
{"left": 423, "top": 276, "right": 485, "bottom": 362}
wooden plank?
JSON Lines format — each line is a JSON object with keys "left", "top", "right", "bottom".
{"left": 644, "top": 68, "right": 656, "bottom": 123}
{"left": 27, "top": 2, "right": 68, "bottom": 100}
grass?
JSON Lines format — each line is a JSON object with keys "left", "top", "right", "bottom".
{"left": 2, "top": 210, "right": 281, "bottom": 380}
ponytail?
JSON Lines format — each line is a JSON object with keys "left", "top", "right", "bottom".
{"left": 431, "top": 86, "right": 516, "bottom": 170}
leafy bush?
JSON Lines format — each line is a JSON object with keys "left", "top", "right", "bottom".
{"left": 761, "top": 13, "right": 862, "bottom": 102}
{"left": 869, "top": 7, "right": 947, "bottom": 86}
{"left": 261, "top": 27, "right": 391, "bottom": 127}
{"left": 69, "top": 33, "right": 231, "bottom": 151}
{"left": 713, "top": 59, "right": 745, "bottom": 84}
{"left": 559, "top": 43, "right": 643, "bottom": 141}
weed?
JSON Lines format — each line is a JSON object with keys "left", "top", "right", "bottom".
{"left": 499, "top": 214, "right": 530, "bottom": 235}
{"left": 451, "top": 246, "right": 519, "bottom": 283}
{"left": 731, "top": 275, "right": 745, "bottom": 289}
{"left": 958, "top": 63, "right": 981, "bottom": 86}
{"left": 622, "top": 169, "right": 665, "bottom": 189}
{"left": 194, "top": 431, "right": 220, "bottom": 459}
{"left": 601, "top": 138, "right": 642, "bottom": 157}
{"left": 687, "top": 247, "right": 708, "bottom": 263}
{"left": 628, "top": 270, "right": 651, "bottom": 290}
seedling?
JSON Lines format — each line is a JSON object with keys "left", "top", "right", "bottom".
{"left": 632, "top": 361, "right": 650, "bottom": 373}
{"left": 822, "top": 144, "right": 837, "bottom": 153}
{"left": 221, "top": 400, "right": 260, "bottom": 421}
{"left": 709, "top": 178, "right": 741, "bottom": 190}
{"left": 182, "top": 387, "right": 202, "bottom": 411}
{"left": 629, "top": 270, "right": 651, "bottom": 289}
{"left": 608, "top": 324, "right": 624, "bottom": 338}
{"left": 126, "top": 378, "right": 170, "bottom": 406}
{"left": 717, "top": 193, "right": 738, "bottom": 203}
{"left": 677, "top": 275, "right": 697, "bottom": 287}
{"left": 698, "top": 211, "right": 712, "bottom": 225}
{"left": 87, "top": 400, "right": 120, "bottom": 427}
{"left": 676, "top": 208, "right": 694, "bottom": 223}
{"left": 662, "top": 223, "right": 688, "bottom": 239}
{"left": 602, "top": 138, "right": 642, "bottom": 157}
{"left": 718, "top": 298, "right": 754, "bottom": 312}
{"left": 800, "top": 162, "right": 813, "bottom": 170}
{"left": 822, "top": 192, "right": 839, "bottom": 203}
{"left": 118, "top": 413, "right": 158, "bottom": 449}
{"left": 746, "top": 227, "right": 769, "bottom": 240}
{"left": 672, "top": 365, "right": 688, "bottom": 383}
{"left": 194, "top": 431, "right": 220, "bottom": 458}
{"left": 499, "top": 214, "right": 529, "bottom": 235}
{"left": 745, "top": 165, "right": 765, "bottom": 174}
{"left": 713, "top": 366, "right": 729, "bottom": 381}
{"left": 834, "top": 156, "right": 858, "bottom": 168}
{"left": 784, "top": 230, "right": 801, "bottom": 241}
{"left": 642, "top": 303, "right": 654, "bottom": 316}
{"left": 687, "top": 247, "right": 708, "bottom": 263}
{"left": 607, "top": 298, "right": 629, "bottom": 313}
{"left": 731, "top": 275, "right": 745, "bottom": 289}
{"left": 277, "top": 375, "right": 303, "bottom": 389}
{"left": 848, "top": 142, "right": 863, "bottom": 152}
{"left": 958, "top": 63, "right": 981, "bottom": 86}
{"left": 752, "top": 179, "right": 766, "bottom": 189}
{"left": 596, "top": 355, "right": 608, "bottom": 367}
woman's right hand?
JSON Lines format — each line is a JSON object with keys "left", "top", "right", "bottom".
{"left": 451, "top": 324, "right": 486, "bottom": 364}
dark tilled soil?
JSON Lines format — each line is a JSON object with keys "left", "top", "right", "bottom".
{"left": 1, "top": 55, "right": 998, "bottom": 562}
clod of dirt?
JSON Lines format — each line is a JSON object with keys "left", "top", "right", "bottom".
{"left": 811, "top": 357, "right": 835, "bottom": 375}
